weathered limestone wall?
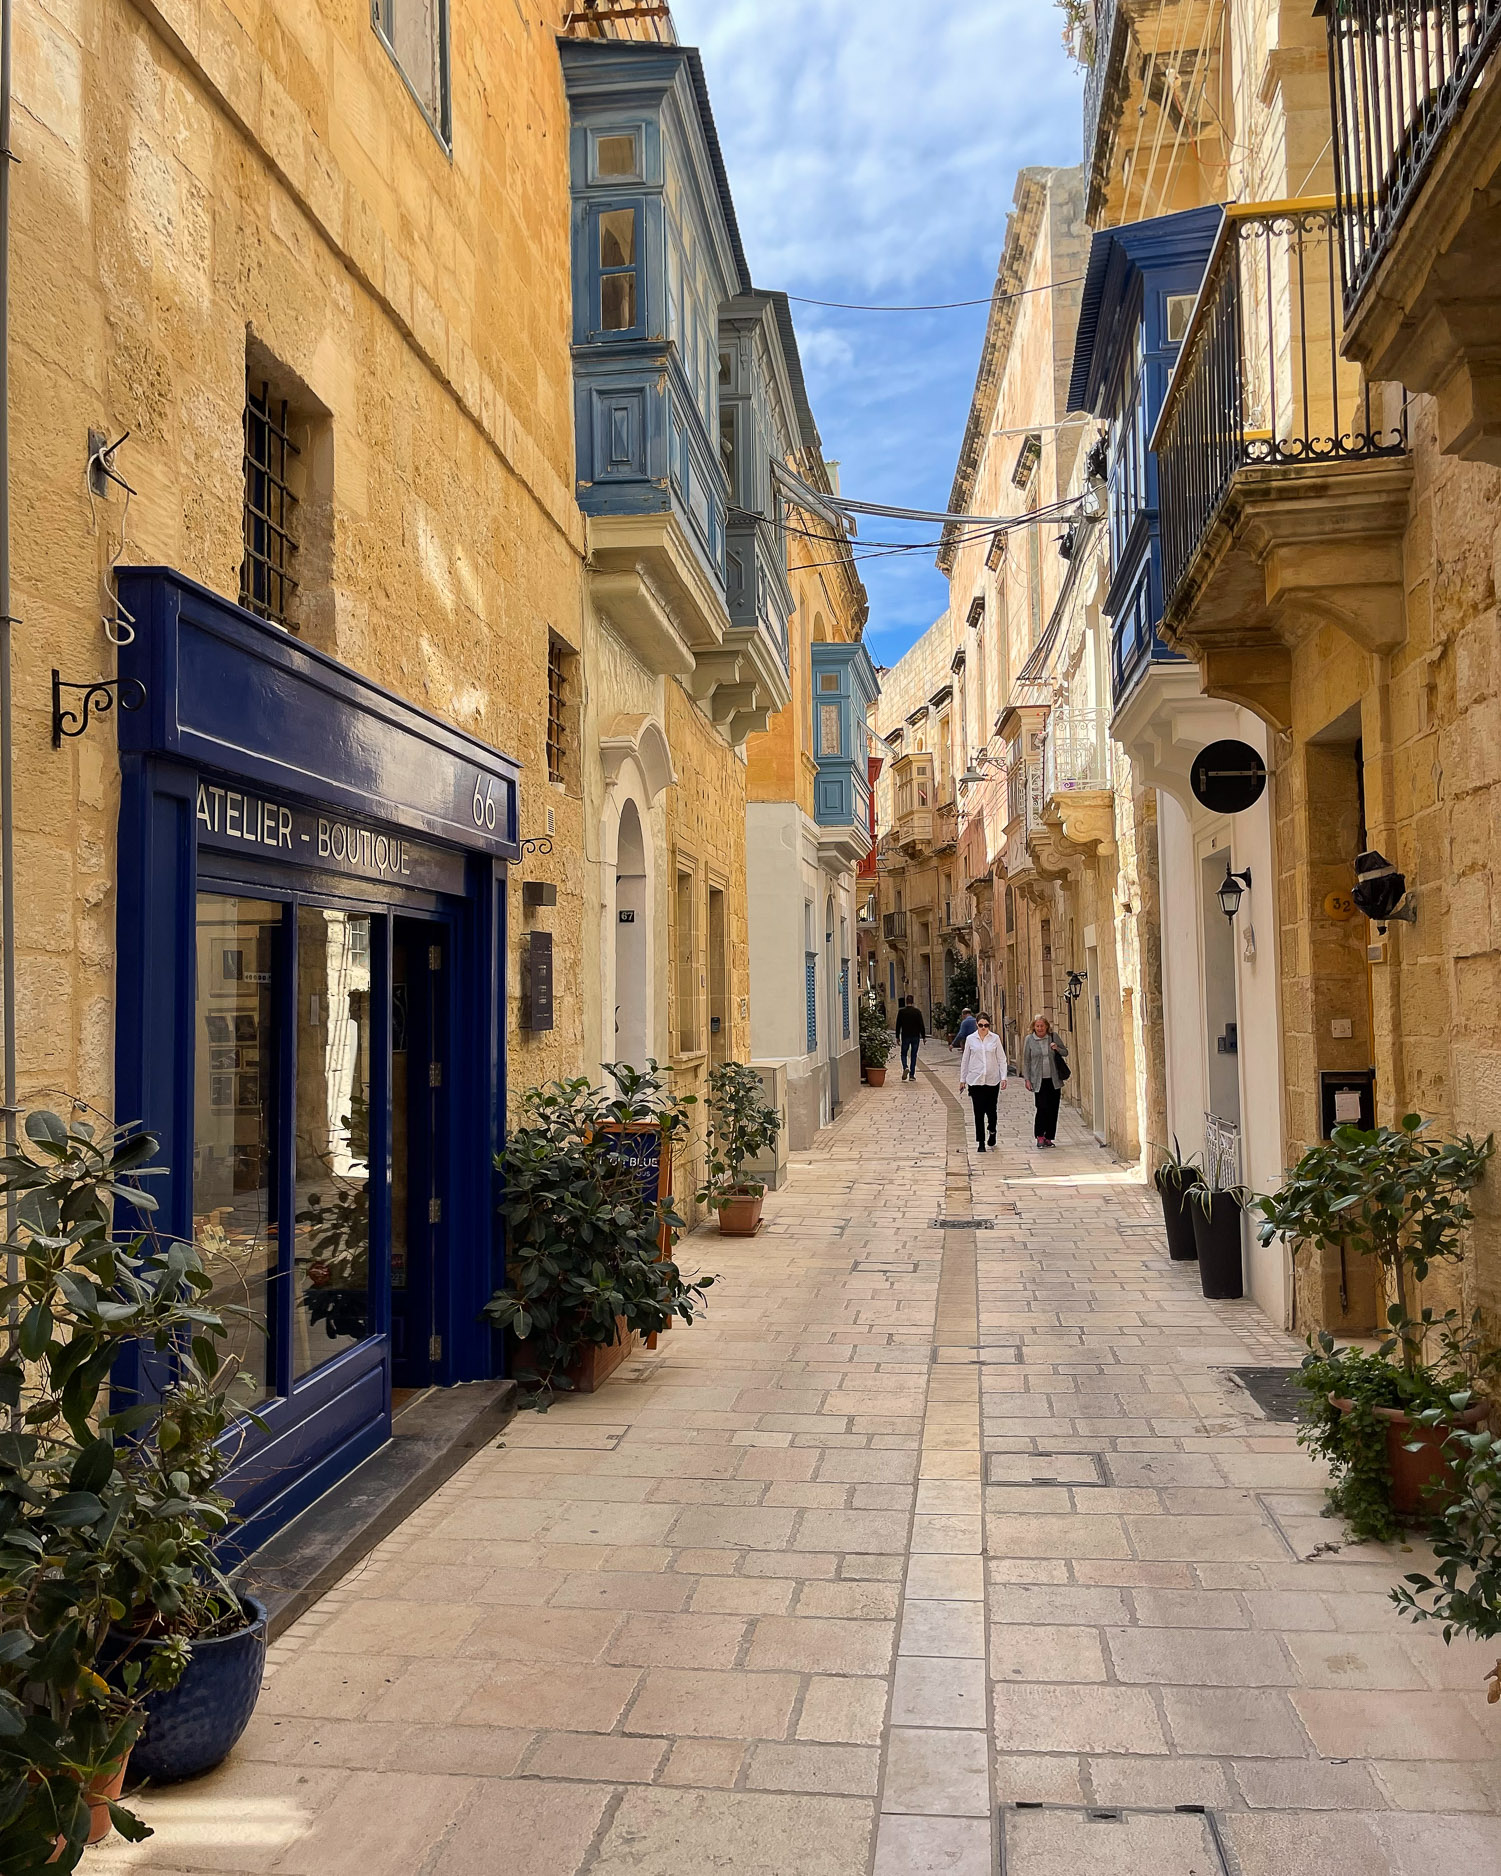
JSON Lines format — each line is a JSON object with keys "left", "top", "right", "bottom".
{"left": 15, "top": 0, "right": 589, "bottom": 1116}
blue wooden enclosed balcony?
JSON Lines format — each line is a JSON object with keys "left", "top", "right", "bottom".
{"left": 810, "top": 641, "right": 880, "bottom": 869}
{"left": 561, "top": 41, "right": 792, "bottom": 736}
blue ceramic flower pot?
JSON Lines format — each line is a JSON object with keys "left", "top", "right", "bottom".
{"left": 120, "top": 1595, "right": 268, "bottom": 1786}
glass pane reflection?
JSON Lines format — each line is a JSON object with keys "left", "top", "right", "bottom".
{"left": 193, "top": 894, "right": 280, "bottom": 1408}
{"left": 293, "top": 907, "right": 373, "bottom": 1377}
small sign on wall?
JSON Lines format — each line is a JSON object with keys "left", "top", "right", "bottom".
{"left": 523, "top": 930, "right": 554, "bottom": 1031}
{"left": 1320, "top": 1067, "right": 1375, "bottom": 1137}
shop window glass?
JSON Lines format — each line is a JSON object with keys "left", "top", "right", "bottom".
{"left": 193, "top": 895, "right": 281, "bottom": 1408}
{"left": 293, "top": 907, "right": 374, "bottom": 1378}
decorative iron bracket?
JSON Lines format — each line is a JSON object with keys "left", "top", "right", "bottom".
{"left": 52, "top": 670, "right": 146, "bottom": 748}
{"left": 519, "top": 837, "right": 554, "bottom": 859}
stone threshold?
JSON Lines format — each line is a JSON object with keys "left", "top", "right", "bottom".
{"left": 233, "top": 1379, "right": 519, "bottom": 1639}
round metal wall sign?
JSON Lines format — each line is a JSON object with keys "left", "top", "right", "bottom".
{"left": 1191, "top": 740, "right": 1267, "bottom": 814}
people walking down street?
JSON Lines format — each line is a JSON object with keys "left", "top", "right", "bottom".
{"left": 894, "top": 996, "right": 926, "bottom": 1080}
{"left": 950, "top": 1008, "right": 977, "bottom": 1051}
{"left": 957, "top": 1013, "right": 1007, "bottom": 1151}
{"left": 1022, "top": 1014, "right": 1068, "bottom": 1148}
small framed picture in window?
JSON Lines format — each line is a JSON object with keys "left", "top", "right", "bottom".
{"left": 222, "top": 949, "right": 244, "bottom": 982}
{"left": 235, "top": 1072, "right": 261, "bottom": 1110}
{"left": 210, "top": 1047, "right": 236, "bottom": 1072}
{"left": 234, "top": 1014, "right": 259, "bottom": 1044}
{"left": 209, "top": 1073, "right": 234, "bottom": 1109}
{"left": 205, "top": 1014, "right": 233, "bottom": 1046}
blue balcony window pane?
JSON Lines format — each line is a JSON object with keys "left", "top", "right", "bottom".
{"left": 805, "top": 953, "right": 818, "bottom": 1053}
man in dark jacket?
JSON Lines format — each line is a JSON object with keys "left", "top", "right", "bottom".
{"left": 895, "top": 997, "right": 926, "bottom": 1080}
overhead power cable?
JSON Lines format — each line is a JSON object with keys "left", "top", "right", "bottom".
{"left": 772, "top": 459, "right": 1089, "bottom": 535}
{"left": 784, "top": 275, "right": 1086, "bottom": 313}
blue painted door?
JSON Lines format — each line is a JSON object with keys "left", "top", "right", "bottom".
{"left": 391, "top": 918, "right": 451, "bottom": 1388}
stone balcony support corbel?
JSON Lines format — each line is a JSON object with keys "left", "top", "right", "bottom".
{"left": 1162, "top": 459, "right": 1413, "bottom": 733}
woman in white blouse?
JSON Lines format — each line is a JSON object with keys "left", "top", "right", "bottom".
{"left": 957, "top": 1013, "right": 1008, "bottom": 1153}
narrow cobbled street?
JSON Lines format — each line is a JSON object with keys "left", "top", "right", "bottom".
{"left": 96, "top": 1063, "right": 1500, "bottom": 1876}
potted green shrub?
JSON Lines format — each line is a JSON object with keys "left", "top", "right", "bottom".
{"left": 1153, "top": 1137, "right": 1203, "bottom": 1263}
{"left": 0, "top": 1109, "right": 258, "bottom": 1867}
{"left": 1261, "top": 1116, "right": 1496, "bottom": 1520}
{"left": 486, "top": 1062, "right": 717, "bottom": 1403}
{"left": 696, "top": 1062, "right": 781, "bottom": 1236}
{"left": 1392, "top": 1403, "right": 1501, "bottom": 1667}
{"left": 859, "top": 999, "right": 892, "bottom": 1087}
{"left": 1295, "top": 1312, "right": 1498, "bottom": 1540}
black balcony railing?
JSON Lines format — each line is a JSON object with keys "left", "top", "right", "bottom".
{"left": 1155, "top": 201, "right": 1407, "bottom": 616}
{"left": 1083, "top": 0, "right": 1123, "bottom": 171}
{"left": 1325, "top": 1, "right": 1501, "bottom": 317}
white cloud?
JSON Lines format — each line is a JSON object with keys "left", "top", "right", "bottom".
{"left": 669, "top": 0, "right": 1083, "bottom": 654}
{"left": 672, "top": 0, "right": 1081, "bottom": 292}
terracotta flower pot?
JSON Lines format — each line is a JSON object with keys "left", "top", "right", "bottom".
{"left": 1374, "top": 1399, "right": 1488, "bottom": 1515}
{"left": 717, "top": 1194, "right": 764, "bottom": 1236}
{"left": 865, "top": 1067, "right": 887, "bottom": 1087}
{"left": 47, "top": 1755, "right": 129, "bottom": 1859}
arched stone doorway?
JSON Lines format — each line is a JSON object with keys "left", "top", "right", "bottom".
{"left": 615, "top": 798, "right": 649, "bottom": 1066}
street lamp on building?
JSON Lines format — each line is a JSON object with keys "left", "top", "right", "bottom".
{"left": 1216, "top": 863, "right": 1252, "bottom": 922}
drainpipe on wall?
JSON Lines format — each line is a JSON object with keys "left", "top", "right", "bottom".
{"left": 1, "top": 0, "right": 15, "bottom": 1213}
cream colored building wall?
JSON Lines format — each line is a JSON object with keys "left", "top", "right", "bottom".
{"left": 14, "top": 0, "right": 590, "bottom": 1117}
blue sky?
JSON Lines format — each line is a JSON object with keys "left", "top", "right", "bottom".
{"left": 671, "top": 0, "right": 1084, "bottom": 666}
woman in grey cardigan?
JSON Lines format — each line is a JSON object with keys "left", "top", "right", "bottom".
{"left": 1022, "top": 1015, "right": 1069, "bottom": 1148}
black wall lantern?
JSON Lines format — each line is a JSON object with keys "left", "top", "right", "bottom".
{"left": 1351, "top": 849, "right": 1415, "bottom": 925}
{"left": 1217, "top": 862, "right": 1252, "bottom": 921}
{"left": 1062, "top": 968, "right": 1086, "bottom": 1030}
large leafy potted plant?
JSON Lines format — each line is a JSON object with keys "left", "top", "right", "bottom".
{"left": 1259, "top": 1115, "right": 1495, "bottom": 1513}
{"left": 0, "top": 1110, "right": 262, "bottom": 1868}
{"left": 1295, "top": 1312, "right": 1499, "bottom": 1539}
{"left": 859, "top": 999, "right": 891, "bottom": 1087}
{"left": 1153, "top": 1137, "right": 1202, "bottom": 1263}
{"left": 486, "top": 1063, "right": 717, "bottom": 1403}
{"left": 1392, "top": 1406, "right": 1501, "bottom": 1667}
{"left": 696, "top": 1062, "right": 781, "bottom": 1236}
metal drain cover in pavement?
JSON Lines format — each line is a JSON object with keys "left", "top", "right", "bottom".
{"left": 1224, "top": 1365, "right": 1304, "bottom": 1422}
{"left": 931, "top": 1217, "right": 995, "bottom": 1230}
{"left": 1001, "top": 1805, "right": 1230, "bottom": 1876}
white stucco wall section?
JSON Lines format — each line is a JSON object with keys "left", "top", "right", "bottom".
{"left": 747, "top": 801, "right": 860, "bottom": 1149}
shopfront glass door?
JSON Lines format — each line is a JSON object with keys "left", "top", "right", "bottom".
{"left": 391, "top": 919, "right": 449, "bottom": 1388}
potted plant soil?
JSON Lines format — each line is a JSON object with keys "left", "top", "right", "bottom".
{"left": 0, "top": 1110, "right": 255, "bottom": 1868}
{"left": 859, "top": 999, "right": 892, "bottom": 1087}
{"left": 697, "top": 1062, "right": 781, "bottom": 1237}
{"left": 1189, "top": 1175, "right": 1246, "bottom": 1299}
{"left": 487, "top": 1063, "right": 717, "bottom": 1405}
{"left": 1153, "top": 1137, "right": 1202, "bottom": 1262}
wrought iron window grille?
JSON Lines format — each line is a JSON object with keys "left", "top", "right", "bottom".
{"left": 240, "top": 380, "right": 300, "bottom": 630}
{"left": 546, "top": 641, "right": 568, "bottom": 785}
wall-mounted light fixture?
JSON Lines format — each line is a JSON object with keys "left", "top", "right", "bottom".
{"left": 1217, "top": 862, "right": 1252, "bottom": 922}
{"left": 1062, "top": 967, "right": 1087, "bottom": 1031}
{"left": 1350, "top": 849, "right": 1416, "bottom": 925}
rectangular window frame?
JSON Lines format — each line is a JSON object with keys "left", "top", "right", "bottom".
{"left": 371, "top": 0, "right": 453, "bottom": 154}
{"left": 590, "top": 198, "right": 647, "bottom": 340}
{"left": 546, "top": 639, "right": 567, "bottom": 786}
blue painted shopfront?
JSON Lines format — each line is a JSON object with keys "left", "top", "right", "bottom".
{"left": 114, "top": 569, "right": 520, "bottom": 1559}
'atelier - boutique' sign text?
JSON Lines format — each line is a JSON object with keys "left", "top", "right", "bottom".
{"left": 195, "top": 783, "right": 467, "bottom": 894}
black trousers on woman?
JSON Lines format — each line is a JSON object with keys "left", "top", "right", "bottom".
{"left": 968, "top": 1083, "right": 1000, "bottom": 1148}
{"left": 1033, "top": 1077, "right": 1061, "bottom": 1143}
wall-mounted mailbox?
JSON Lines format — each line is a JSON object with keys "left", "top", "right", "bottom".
{"left": 522, "top": 881, "right": 557, "bottom": 909}
{"left": 523, "top": 930, "right": 554, "bottom": 1031}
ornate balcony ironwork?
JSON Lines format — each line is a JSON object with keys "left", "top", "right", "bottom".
{"left": 1044, "top": 707, "right": 1114, "bottom": 797}
{"left": 1155, "top": 200, "right": 1407, "bottom": 620}
{"left": 1324, "top": 0, "right": 1501, "bottom": 318}
{"left": 1204, "top": 1111, "right": 1242, "bottom": 1189}
{"left": 1083, "top": 0, "right": 1123, "bottom": 178}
